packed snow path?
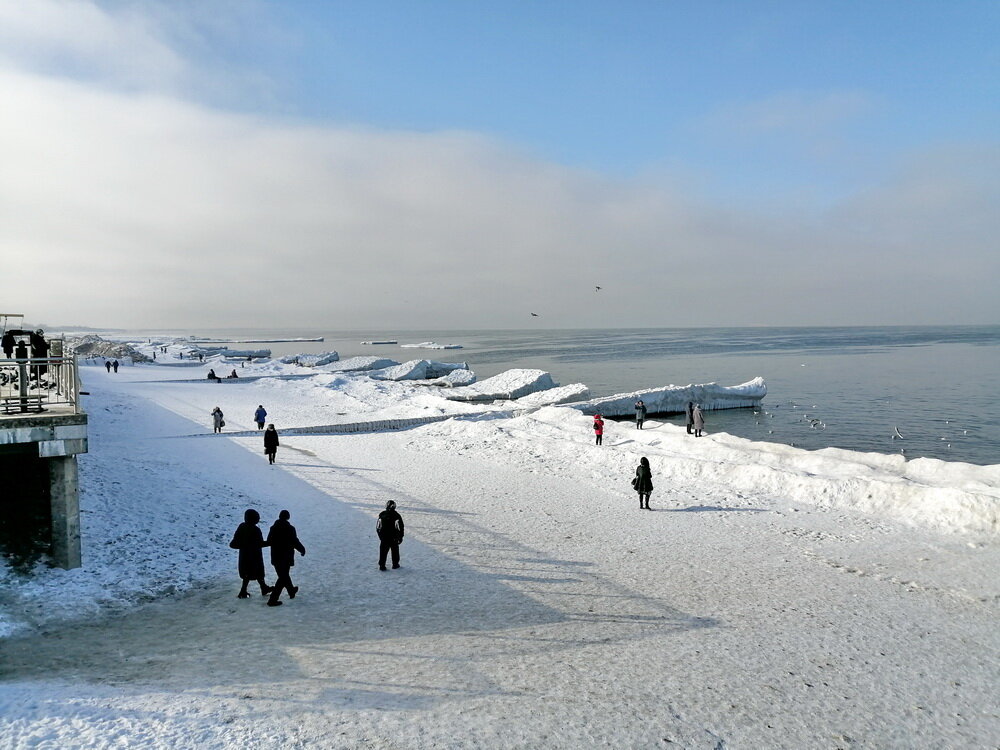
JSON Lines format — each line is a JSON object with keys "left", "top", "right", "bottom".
{"left": 0, "top": 369, "right": 997, "bottom": 748}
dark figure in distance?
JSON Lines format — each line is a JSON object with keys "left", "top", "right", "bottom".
{"left": 105, "top": 360, "right": 112, "bottom": 373}
{"left": 593, "top": 414, "right": 604, "bottom": 446}
{"left": 112, "top": 359, "right": 119, "bottom": 373}
{"left": 266, "top": 509, "right": 306, "bottom": 606}
{"left": 693, "top": 403, "right": 705, "bottom": 437}
{"left": 229, "top": 509, "right": 273, "bottom": 599}
{"left": 377, "top": 500, "right": 405, "bottom": 570}
{"left": 685, "top": 401, "right": 695, "bottom": 435}
{"left": 635, "top": 399, "right": 647, "bottom": 430}
{"left": 254, "top": 405, "right": 267, "bottom": 430}
{"left": 264, "top": 424, "right": 279, "bottom": 464}
{"left": 1, "top": 331, "right": 14, "bottom": 359}
{"left": 634, "top": 456, "right": 653, "bottom": 509}
{"left": 227, "top": 369, "right": 238, "bottom": 379}
{"left": 207, "top": 368, "right": 221, "bottom": 383}
{"left": 198, "top": 353, "right": 204, "bottom": 362}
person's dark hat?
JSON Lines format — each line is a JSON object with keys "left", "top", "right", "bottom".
{"left": 386, "top": 500, "right": 396, "bottom": 510}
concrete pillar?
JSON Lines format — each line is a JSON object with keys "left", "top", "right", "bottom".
{"left": 48, "top": 455, "right": 81, "bottom": 569}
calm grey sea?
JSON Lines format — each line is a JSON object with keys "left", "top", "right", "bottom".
{"left": 167, "top": 326, "right": 1000, "bottom": 466}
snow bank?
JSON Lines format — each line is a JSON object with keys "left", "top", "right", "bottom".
{"left": 413, "top": 405, "right": 1000, "bottom": 536}
{"left": 514, "top": 383, "right": 590, "bottom": 408}
{"left": 320, "top": 356, "right": 398, "bottom": 372}
{"left": 418, "top": 368, "right": 478, "bottom": 387}
{"left": 369, "top": 359, "right": 432, "bottom": 381}
{"left": 278, "top": 351, "right": 340, "bottom": 367}
{"left": 444, "top": 368, "right": 558, "bottom": 402}
{"left": 571, "top": 377, "right": 766, "bottom": 416}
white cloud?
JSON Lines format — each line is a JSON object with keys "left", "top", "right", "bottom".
{"left": 0, "top": 4, "right": 996, "bottom": 329}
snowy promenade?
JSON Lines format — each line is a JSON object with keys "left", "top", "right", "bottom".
{"left": 1, "top": 362, "right": 998, "bottom": 748}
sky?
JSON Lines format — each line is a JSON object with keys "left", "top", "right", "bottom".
{"left": 1, "top": 0, "right": 997, "bottom": 330}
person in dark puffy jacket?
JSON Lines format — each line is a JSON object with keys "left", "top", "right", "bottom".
{"left": 266, "top": 510, "right": 306, "bottom": 606}
{"left": 229, "top": 509, "right": 272, "bottom": 599}
{"left": 376, "top": 500, "right": 405, "bottom": 571}
{"left": 634, "top": 456, "right": 653, "bottom": 510}
{"left": 263, "top": 424, "right": 279, "bottom": 464}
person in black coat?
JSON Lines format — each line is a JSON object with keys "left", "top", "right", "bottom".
{"left": 376, "top": 500, "right": 405, "bottom": 571}
{"left": 229, "top": 509, "right": 273, "bottom": 599}
{"left": 685, "top": 401, "right": 695, "bottom": 435}
{"left": 266, "top": 509, "right": 306, "bottom": 606}
{"left": 633, "top": 456, "right": 653, "bottom": 509}
{"left": 263, "top": 424, "right": 279, "bottom": 464}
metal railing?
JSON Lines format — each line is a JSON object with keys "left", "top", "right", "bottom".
{"left": 0, "top": 356, "right": 82, "bottom": 415}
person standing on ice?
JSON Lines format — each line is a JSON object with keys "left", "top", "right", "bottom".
{"left": 104, "top": 360, "right": 111, "bottom": 373}
{"left": 633, "top": 456, "right": 653, "bottom": 509}
{"left": 685, "top": 401, "right": 695, "bottom": 435}
{"left": 211, "top": 406, "right": 224, "bottom": 433}
{"left": 376, "top": 500, "right": 405, "bottom": 571}
{"left": 264, "top": 424, "right": 279, "bottom": 464}
{"left": 692, "top": 403, "right": 705, "bottom": 437}
{"left": 254, "top": 405, "right": 267, "bottom": 430}
{"left": 229, "top": 509, "right": 273, "bottom": 599}
{"left": 112, "top": 359, "right": 119, "bottom": 373}
{"left": 266, "top": 510, "right": 306, "bottom": 606}
{"left": 593, "top": 414, "right": 605, "bottom": 445}
{"left": 635, "top": 399, "right": 647, "bottom": 430}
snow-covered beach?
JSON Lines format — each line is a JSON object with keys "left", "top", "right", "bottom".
{"left": 1, "top": 350, "right": 998, "bottom": 748}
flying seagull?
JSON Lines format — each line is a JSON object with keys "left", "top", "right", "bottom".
{"left": 595, "top": 286, "right": 602, "bottom": 291}
{"left": 530, "top": 312, "right": 539, "bottom": 317}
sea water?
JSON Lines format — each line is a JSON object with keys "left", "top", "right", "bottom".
{"left": 165, "top": 326, "right": 1000, "bottom": 466}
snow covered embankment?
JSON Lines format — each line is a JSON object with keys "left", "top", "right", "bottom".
{"left": 570, "top": 377, "right": 767, "bottom": 416}
{"left": 445, "top": 368, "right": 558, "bottom": 402}
{"left": 413, "top": 405, "right": 1000, "bottom": 537}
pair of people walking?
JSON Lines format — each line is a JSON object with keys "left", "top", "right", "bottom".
{"left": 685, "top": 402, "right": 705, "bottom": 436}
{"left": 230, "top": 508, "right": 306, "bottom": 607}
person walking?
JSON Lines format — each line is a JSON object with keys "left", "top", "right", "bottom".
{"left": 112, "top": 359, "right": 119, "bottom": 373}
{"left": 264, "top": 424, "right": 279, "bottom": 464}
{"left": 685, "top": 401, "right": 695, "bottom": 435}
{"left": 266, "top": 510, "right": 306, "bottom": 606}
{"left": 254, "top": 405, "right": 267, "bottom": 430}
{"left": 376, "top": 500, "right": 405, "bottom": 571}
{"left": 593, "top": 414, "right": 605, "bottom": 446}
{"left": 105, "top": 360, "right": 112, "bottom": 373}
{"left": 633, "top": 456, "right": 653, "bottom": 509}
{"left": 693, "top": 403, "right": 705, "bottom": 437}
{"left": 229, "top": 509, "right": 273, "bottom": 599}
{"left": 211, "top": 406, "right": 225, "bottom": 433}
{"left": 635, "top": 399, "right": 647, "bottom": 430}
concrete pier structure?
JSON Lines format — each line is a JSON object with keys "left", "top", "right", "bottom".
{"left": 0, "top": 351, "right": 87, "bottom": 569}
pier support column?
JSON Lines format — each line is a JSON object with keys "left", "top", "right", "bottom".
{"left": 48, "top": 456, "right": 81, "bottom": 569}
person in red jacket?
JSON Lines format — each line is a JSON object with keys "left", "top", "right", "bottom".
{"left": 593, "top": 414, "right": 605, "bottom": 446}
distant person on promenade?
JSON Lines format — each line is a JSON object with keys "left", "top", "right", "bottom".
{"left": 264, "top": 424, "right": 279, "bottom": 464}
{"left": 685, "top": 401, "right": 695, "bottom": 435}
{"left": 376, "top": 500, "right": 405, "bottom": 571}
{"left": 593, "top": 414, "right": 604, "bottom": 446}
{"left": 229, "top": 509, "right": 273, "bottom": 599}
{"left": 198, "top": 353, "right": 203, "bottom": 362}
{"left": 207, "top": 368, "right": 221, "bottom": 382}
{"left": 211, "top": 406, "right": 225, "bottom": 433}
{"left": 228, "top": 369, "right": 238, "bottom": 379}
{"left": 105, "top": 360, "right": 112, "bottom": 373}
{"left": 633, "top": 456, "right": 653, "bottom": 509}
{"left": 254, "top": 405, "right": 267, "bottom": 430}
{"left": 693, "top": 403, "right": 705, "bottom": 437}
{"left": 266, "top": 510, "right": 306, "bottom": 606}
{"left": 635, "top": 399, "right": 647, "bottom": 430}
{"left": 1, "top": 331, "right": 14, "bottom": 359}
{"left": 112, "top": 360, "right": 119, "bottom": 373}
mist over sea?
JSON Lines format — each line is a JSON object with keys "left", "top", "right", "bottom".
{"left": 145, "top": 326, "right": 1000, "bottom": 466}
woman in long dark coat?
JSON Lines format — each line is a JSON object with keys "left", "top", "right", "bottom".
{"left": 634, "top": 456, "right": 653, "bottom": 509}
{"left": 229, "top": 509, "right": 272, "bottom": 598}
{"left": 263, "top": 424, "right": 279, "bottom": 464}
